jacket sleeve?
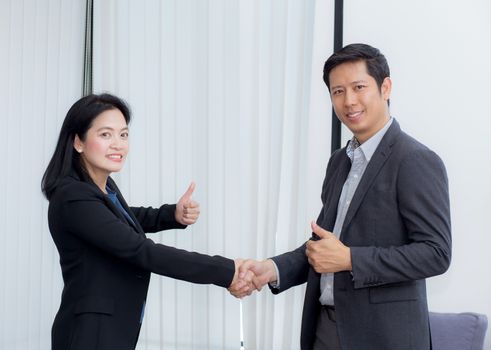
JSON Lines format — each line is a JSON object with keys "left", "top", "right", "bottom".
{"left": 350, "top": 149, "right": 452, "bottom": 289}
{"left": 130, "top": 204, "right": 186, "bottom": 232}
{"left": 269, "top": 243, "right": 310, "bottom": 294}
{"left": 53, "top": 182, "right": 234, "bottom": 288}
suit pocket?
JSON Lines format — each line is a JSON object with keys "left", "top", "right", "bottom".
{"left": 73, "top": 295, "right": 115, "bottom": 315}
{"left": 68, "top": 296, "right": 115, "bottom": 350}
{"left": 369, "top": 281, "right": 419, "bottom": 304}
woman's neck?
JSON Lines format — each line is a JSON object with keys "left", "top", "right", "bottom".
{"left": 92, "top": 175, "right": 108, "bottom": 194}
{"left": 83, "top": 164, "right": 109, "bottom": 194}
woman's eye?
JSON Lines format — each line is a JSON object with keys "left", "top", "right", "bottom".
{"left": 100, "top": 132, "right": 111, "bottom": 138}
{"left": 121, "top": 132, "right": 129, "bottom": 138}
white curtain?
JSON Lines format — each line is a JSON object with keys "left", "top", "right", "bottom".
{"left": 93, "top": 0, "right": 332, "bottom": 349}
{"left": 0, "top": 0, "right": 86, "bottom": 349}
{"left": 0, "top": 0, "right": 333, "bottom": 348}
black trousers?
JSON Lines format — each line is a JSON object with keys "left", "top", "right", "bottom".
{"left": 313, "top": 306, "right": 341, "bottom": 350}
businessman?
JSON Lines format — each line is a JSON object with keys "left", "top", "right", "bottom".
{"left": 230, "top": 43, "right": 451, "bottom": 349}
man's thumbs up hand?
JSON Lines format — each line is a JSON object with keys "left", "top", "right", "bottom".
{"left": 306, "top": 221, "right": 352, "bottom": 273}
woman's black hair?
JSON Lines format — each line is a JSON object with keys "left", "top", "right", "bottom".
{"left": 41, "top": 93, "right": 131, "bottom": 200}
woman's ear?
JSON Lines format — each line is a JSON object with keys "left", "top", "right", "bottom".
{"left": 73, "top": 135, "right": 83, "bottom": 153}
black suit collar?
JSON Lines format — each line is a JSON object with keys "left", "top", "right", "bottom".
{"left": 67, "top": 170, "right": 144, "bottom": 233}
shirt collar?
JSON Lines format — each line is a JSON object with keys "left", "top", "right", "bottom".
{"left": 346, "top": 137, "right": 360, "bottom": 162}
{"left": 346, "top": 117, "right": 393, "bottom": 162}
{"left": 105, "top": 185, "right": 117, "bottom": 196}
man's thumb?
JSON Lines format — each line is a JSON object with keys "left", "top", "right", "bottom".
{"left": 311, "top": 221, "right": 330, "bottom": 239}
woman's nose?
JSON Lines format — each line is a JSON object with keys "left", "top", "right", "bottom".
{"left": 110, "top": 137, "right": 123, "bottom": 149}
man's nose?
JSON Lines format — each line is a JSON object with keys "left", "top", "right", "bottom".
{"left": 344, "top": 90, "right": 357, "bottom": 107}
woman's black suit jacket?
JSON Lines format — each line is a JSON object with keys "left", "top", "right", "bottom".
{"left": 48, "top": 173, "right": 235, "bottom": 350}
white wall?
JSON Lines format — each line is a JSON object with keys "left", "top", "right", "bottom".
{"left": 342, "top": 0, "right": 491, "bottom": 348}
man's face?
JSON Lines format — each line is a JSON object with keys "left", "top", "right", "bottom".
{"left": 329, "top": 60, "right": 391, "bottom": 144}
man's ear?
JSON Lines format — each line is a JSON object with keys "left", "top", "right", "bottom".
{"left": 73, "top": 135, "right": 83, "bottom": 153}
{"left": 381, "top": 77, "right": 392, "bottom": 101}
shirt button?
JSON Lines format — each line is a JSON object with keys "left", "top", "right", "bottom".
{"left": 353, "top": 174, "right": 358, "bottom": 179}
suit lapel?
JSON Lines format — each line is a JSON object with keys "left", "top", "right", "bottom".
{"left": 105, "top": 178, "right": 145, "bottom": 234}
{"left": 103, "top": 196, "right": 134, "bottom": 226}
{"left": 68, "top": 170, "right": 144, "bottom": 234}
{"left": 320, "top": 152, "right": 351, "bottom": 231}
{"left": 340, "top": 120, "right": 401, "bottom": 236}
{"left": 115, "top": 192, "right": 144, "bottom": 234}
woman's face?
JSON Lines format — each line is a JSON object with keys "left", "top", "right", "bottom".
{"left": 74, "top": 108, "right": 129, "bottom": 182}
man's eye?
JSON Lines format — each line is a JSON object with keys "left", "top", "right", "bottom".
{"left": 355, "top": 85, "right": 365, "bottom": 90}
{"left": 332, "top": 89, "right": 343, "bottom": 96}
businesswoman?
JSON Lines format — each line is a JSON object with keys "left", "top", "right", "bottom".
{"left": 42, "top": 93, "right": 245, "bottom": 350}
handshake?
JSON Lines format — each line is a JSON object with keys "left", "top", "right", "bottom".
{"left": 228, "top": 259, "right": 278, "bottom": 298}
{"left": 227, "top": 222, "right": 353, "bottom": 298}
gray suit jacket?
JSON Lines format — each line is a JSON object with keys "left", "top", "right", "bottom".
{"left": 271, "top": 120, "right": 451, "bottom": 350}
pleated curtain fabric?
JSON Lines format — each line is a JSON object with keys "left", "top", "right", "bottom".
{"left": 0, "top": 0, "right": 334, "bottom": 348}
{"left": 0, "top": 1, "right": 86, "bottom": 349}
{"left": 92, "top": 1, "right": 330, "bottom": 349}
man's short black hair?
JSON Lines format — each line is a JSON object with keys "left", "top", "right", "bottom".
{"left": 323, "top": 43, "right": 390, "bottom": 92}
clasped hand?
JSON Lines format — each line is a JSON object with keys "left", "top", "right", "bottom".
{"left": 228, "top": 222, "right": 352, "bottom": 299}
{"left": 228, "top": 259, "right": 278, "bottom": 298}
